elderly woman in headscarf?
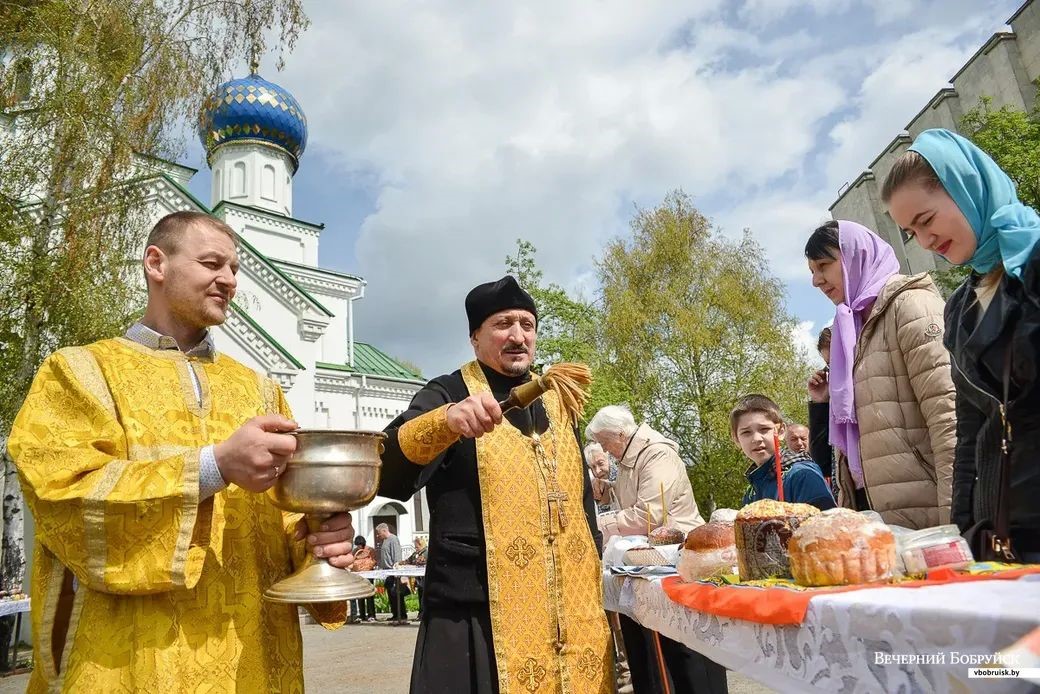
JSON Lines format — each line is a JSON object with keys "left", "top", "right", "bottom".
{"left": 584, "top": 441, "right": 619, "bottom": 513}
{"left": 883, "top": 128, "right": 1040, "bottom": 562}
{"left": 804, "top": 220, "right": 956, "bottom": 529}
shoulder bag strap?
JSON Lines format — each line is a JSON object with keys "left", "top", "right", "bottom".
{"left": 994, "top": 345, "right": 1016, "bottom": 560}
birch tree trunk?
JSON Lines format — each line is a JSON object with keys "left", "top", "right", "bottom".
{"left": 0, "top": 443, "right": 25, "bottom": 669}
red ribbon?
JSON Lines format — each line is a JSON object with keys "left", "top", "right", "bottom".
{"left": 773, "top": 433, "right": 784, "bottom": 502}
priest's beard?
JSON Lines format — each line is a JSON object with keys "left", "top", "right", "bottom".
{"left": 502, "top": 361, "right": 530, "bottom": 378}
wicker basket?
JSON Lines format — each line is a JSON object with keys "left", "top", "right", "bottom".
{"left": 624, "top": 544, "right": 681, "bottom": 566}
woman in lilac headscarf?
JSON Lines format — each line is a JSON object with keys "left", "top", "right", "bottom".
{"left": 804, "top": 220, "right": 956, "bottom": 530}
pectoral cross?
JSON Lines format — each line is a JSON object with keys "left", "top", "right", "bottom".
{"left": 546, "top": 486, "right": 569, "bottom": 531}
{"left": 532, "top": 433, "right": 569, "bottom": 535}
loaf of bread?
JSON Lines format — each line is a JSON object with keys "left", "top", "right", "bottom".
{"left": 648, "top": 526, "right": 685, "bottom": 546}
{"left": 677, "top": 522, "right": 737, "bottom": 582}
{"left": 734, "top": 499, "right": 819, "bottom": 581}
{"left": 788, "top": 508, "right": 896, "bottom": 586}
{"left": 683, "top": 522, "right": 734, "bottom": 551}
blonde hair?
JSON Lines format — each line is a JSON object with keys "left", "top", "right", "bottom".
{"left": 972, "top": 266, "right": 1005, "bottom": 310}
{"left": 413, "top": 535, "right": 428, "bottom": 550}
{"left": 881, "top": 150, "right": 943, "bottom": 203}
{"left": 980, "top": 266, "right": 1005, "bottom": 288}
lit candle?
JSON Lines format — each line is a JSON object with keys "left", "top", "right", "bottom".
{"left": 660, "top": 482, "right": 667, "bottom": 526}
{"left": 773, "top": 433, "right": 785, "bottom": 502}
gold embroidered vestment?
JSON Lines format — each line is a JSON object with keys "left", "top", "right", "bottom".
{"left": 8, "top": 338, "right": 344, "bottom": 693}
{"left": 461, "top": 361, "right": 612, "bottom": 694}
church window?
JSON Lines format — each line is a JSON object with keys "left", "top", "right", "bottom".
{"left": 10, "top": 59, "right": 31, "bottom": 104}
{"left": 231, "top": 162, "right": 246, "bottom": 197}
{"left": 261, "top": 164, "right": 276, "bottom": 201}
{"left": 213, "top": 169, "right": 222, "bottom": 198}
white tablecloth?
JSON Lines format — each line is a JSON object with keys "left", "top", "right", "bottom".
{"left": 604, "top": 571, "right": 1040, "bottom": 694}
{"left": 355, "top": 567, "right": 425, "bottom": 580}
{"left": 0, "top": 599, "right": 29, "bottom": 619}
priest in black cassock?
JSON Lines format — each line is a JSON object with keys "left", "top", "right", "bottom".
{"left": 379, "top": 276, "right": 612, "bottom": 694}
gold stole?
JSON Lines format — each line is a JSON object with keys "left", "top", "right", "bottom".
{"left": 462, "top": 362, "right": 611, "bottom": 694}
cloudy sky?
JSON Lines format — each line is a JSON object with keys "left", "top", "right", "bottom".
{"left": 186, "top": 0, "right": 1021, "bottom": 376}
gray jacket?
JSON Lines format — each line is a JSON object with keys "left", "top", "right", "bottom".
{"left": 378, "top": 534, "right": 402, "bottom": 569}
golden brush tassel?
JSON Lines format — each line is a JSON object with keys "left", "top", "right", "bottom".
{"left": 499, "top": 362, "right": 592, "bottom": 424}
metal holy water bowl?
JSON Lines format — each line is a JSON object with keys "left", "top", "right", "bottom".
{"left": 267, "top": 429, "right": 386, "bottom": 514}
{"left": 263, "top": 429, "right": 387, "bottom": 605}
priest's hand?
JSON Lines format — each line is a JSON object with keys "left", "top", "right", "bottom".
{"left": 214, "top": 414, "right": 298, "bottom": 493}
{"left": 295, "top": 512, "right": 355, "bottom": 568}
{"left": 445, "top": 392, "right": 503, "bottom": 438}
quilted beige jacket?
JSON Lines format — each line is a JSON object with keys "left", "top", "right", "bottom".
{"left": 837, "top": 273, "right": 956, "bottom": 529}
{"left": 598, "top": 424, "right": 704, "bottom": 537}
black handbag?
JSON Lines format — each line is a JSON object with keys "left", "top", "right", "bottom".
{"left": 962, "top": 347, "right": 1019, "bottom": 563}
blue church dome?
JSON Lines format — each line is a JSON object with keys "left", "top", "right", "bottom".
{"left": 199, "top": 72, "right": 308, "bottom": 168}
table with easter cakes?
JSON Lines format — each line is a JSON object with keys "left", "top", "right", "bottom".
{"left": 603, "top": 501, "right": 1040, "bottom": 693}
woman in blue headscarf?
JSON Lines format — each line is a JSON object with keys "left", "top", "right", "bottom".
{"left": 883, "top": 128, "right": 1040, "bottom": 563}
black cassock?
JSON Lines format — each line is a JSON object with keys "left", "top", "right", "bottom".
{"left": 379, "top": 361, "right": 602, "bottom": 694}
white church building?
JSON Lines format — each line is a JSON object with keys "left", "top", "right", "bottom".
{"left": 186, "top": 69, "right": 428, "bottom": 546}
{"left": 0, "top": 65, "right": 431, "bottom": 646}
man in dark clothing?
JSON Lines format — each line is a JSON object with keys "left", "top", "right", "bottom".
{"left": 376, "top": 523, "right": 409, "bottom": 625}
{"left": 378, "top": 276, "right": 612, "bottom": 694}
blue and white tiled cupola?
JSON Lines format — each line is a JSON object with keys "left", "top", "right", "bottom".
{"left": 199, "top": 68, "right": 308, "bottom": 217}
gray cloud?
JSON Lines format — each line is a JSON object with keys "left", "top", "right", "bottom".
{"left": 274, "top": 0, "right": 1014, "bottom": 376}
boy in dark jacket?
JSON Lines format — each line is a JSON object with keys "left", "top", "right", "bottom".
{"left": 732, "top": 394, "right": 836, "bottom": 510}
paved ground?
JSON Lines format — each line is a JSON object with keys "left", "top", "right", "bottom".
{"left": 0, "top": 618, "right": 776, "bottom": 692}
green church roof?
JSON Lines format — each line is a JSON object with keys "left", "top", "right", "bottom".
{"left": 317, "top": 342, "right": 423, "bottom": 383}
{"left": 354, "top": 342, "right": 423, "bottom": 380}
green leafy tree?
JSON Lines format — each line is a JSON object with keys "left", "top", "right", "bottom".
{"left": 392, "top": 356, "right": 425, "bottom": 379}
{"left": 505, "top": 239, "right": 632, "bottom": 426}
{"left": 596, "top": 190, "right": 813, "bottom": 512}
{"left": 931, "top": 264, "right": 972, "bottom": 300}
{"left": 961, "top": 96, "right": 1040, "bottom": 210}
{"left": 0, "top": 0, "right": 308, "bottom": 653}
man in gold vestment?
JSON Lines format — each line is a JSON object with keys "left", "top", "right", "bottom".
{"left": 380, "top": 276, "right": 612, "bottom": 694}
{"left": 7, "top": 211, "right": 356, "bottom": 692}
